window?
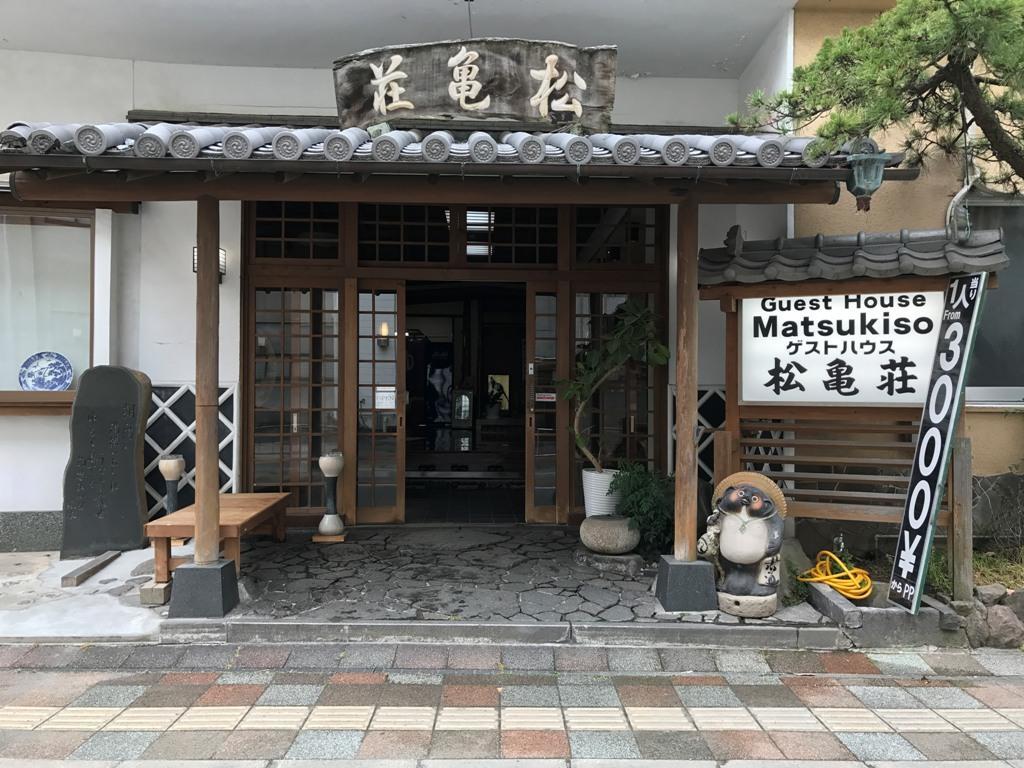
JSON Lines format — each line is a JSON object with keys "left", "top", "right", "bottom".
{"left": 0, "top": 211, "right": 93, "bottom": 392}
{"left": 966, "top": 204, "right": 1024, "bottom": 403}
{"left": 253, "top": 201, "right": 340, "bottom": 260}
{"left": 574, "top": 206, "right": 660, "bottom": 265}
{"left": 466, "top": 206, "right": 558, "bottom": 265}
{"left": 358, "top": 204, "right": 449, "bottom": 263}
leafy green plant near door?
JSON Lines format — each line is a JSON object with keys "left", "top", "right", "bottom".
{"left": 559, "top": 297, "right": 670, "bottom": 517}
{"left": 609, "top": 462, "right": 674, "bottom": 561}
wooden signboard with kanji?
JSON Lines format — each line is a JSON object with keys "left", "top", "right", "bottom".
{"left": 333, "top": 38, "right": 617, "bottom": 130}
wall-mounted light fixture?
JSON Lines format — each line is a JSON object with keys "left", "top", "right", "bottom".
{"left": 377, "top": 320, "right": 392, "bottom": 349}
{"left": 192, "top": 247, "right": 228, "bottom": 283}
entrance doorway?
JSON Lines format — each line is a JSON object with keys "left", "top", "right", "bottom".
{"left": 404, "top": 281, "right": 525, "bottom": 523}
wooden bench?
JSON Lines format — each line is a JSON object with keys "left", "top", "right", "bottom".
{"left": 144, "top": 492, "right": 291, "bottom": 582}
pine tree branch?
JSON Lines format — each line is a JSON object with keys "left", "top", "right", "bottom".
{"left": 949, "top": 60, "right": 1024, "bottom": 180}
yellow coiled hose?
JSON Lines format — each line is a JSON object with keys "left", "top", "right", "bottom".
{"left": 798, "top": 550, "right": 873, "bottom": 600}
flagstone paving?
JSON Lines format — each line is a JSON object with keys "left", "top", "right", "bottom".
{"left": 1, "top": 643, "right": 1024, "bottom": 764}
{"left": 233, "top": 526, "right": 835, "bottom": 626}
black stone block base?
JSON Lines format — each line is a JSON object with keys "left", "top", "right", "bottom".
{"left": 655, "top": 556, "right": 718, "bottom": 612}
{"left": 167, "top": 560, "right": 239, "bottom": 618}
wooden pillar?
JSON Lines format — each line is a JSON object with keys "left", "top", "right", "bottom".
{"left": 951, "top": 435, "right": 974, "bottom": 602}
{"left": 673, "top": 200, "right": 699, "bottom": 561}
{"left": 194, "top": 196, "right": 221, "bottom": 565}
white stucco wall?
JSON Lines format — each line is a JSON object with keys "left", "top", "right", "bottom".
{"left": 0, "top": 416, "right": 70, "bottom": 511}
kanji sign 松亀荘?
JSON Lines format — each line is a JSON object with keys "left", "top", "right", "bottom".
{"left": 740, "top": 291, "right": 944, "bottom": 405}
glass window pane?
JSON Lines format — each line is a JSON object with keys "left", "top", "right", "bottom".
{"left": 0, "top": 213, "right": 92, "bottom": 389}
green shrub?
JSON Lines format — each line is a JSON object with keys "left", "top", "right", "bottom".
{"left": 609, "top": 462, "right": 674, "bottom": 561}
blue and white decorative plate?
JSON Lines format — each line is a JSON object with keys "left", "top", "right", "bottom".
{"left": 18, "top": 351, "right": 73, "bottom": 391}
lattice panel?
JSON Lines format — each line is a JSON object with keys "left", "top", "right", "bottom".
{"left": 144, "top": 385, "right": 237, "bottom": 518}
{"left": 669, "top": 387, "right": 727, "bottom": 482}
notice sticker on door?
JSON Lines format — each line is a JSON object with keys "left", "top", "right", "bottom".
{"left": 375, "top": 386, "right": 397, "bottom": 410}
{"left": 535, "top": 392, "right": 557, "bottom": 403}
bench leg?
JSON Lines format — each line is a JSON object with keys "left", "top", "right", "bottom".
{"left": 153, "top": 538, "right": 171, "bottom": 583}
{"left": 274, "top": 508, "right": 287, "bottom": 542}
{"left": 224, "top": 537, "right": 241, "bottom": 576}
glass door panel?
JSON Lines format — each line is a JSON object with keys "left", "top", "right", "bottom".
{"left": 356, "top": 284, "right": 406, "bottom": 521}
{"left": 251, "top": 286, "right": 341, "bottom": 511}
{"left": 571, "top": 290, "right": 658, "bottom": 509}
{"left": 526, "top": 284, "right": 560, "bottom": 522}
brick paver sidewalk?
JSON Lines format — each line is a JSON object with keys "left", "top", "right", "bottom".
{"left": 1, "top": 643, "right": 1024, "bottom": 764}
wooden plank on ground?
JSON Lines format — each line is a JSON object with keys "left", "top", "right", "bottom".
{"left": 61, "top": 550, "right": 120, "bottom": 587}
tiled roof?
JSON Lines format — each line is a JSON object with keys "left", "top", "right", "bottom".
{"left": 699, "top": 225, "right": 1008, "bottom": 285}
{"left": 0, "top": 121, "right": 902, "bottom": 170}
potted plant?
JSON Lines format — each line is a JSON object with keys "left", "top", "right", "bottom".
{"left": 560, "top": 297, "right": 669, "bottom": 516}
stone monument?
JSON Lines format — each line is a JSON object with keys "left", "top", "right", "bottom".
{"left": 60, "top": 366, "right": 151, "bottom": 559}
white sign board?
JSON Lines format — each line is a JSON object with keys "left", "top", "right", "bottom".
{"left": 375, "top": 386, "right": 397, "bottom": 410}
{"left": 741, "top": 292, "right": 943, "bottom": 405}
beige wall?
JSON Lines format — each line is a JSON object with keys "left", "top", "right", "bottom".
{"left": 965, "top": 410, "right": 1024, "bottom": 476}
{"left": 792, "top": 4, "right": 963, "bottom": 236}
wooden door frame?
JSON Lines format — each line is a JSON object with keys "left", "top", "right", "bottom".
{"left": 240, "top": 202, "right": 671, "bottom": 525}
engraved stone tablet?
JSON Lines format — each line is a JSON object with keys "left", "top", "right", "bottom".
{"left": 60, "top": 366, "right": 151, "bottom": 559}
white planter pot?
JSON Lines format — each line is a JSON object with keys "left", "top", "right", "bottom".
{"left": 318, "top": 512, "right": 345, "bottom": 536}
{"left": 581, "top": 468, "right": 621, "bottom": 517}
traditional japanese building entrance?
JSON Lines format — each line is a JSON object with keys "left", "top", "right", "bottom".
{"left": 242, "top": 202, "right": 670, "bottom": 527}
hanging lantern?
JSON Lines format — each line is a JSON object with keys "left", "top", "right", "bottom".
{"left": 846, "top": 153, "right": 891, "bottom": 212}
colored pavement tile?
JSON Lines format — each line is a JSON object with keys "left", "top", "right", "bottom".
{"left": 138, "top": 729, "right": 228, "bottom": 759}
{"left": 607, "top": 647, "right": 662, "bottom": 672}
{"left": 908, "top": 684, "right": 986, "bottom": 708}
{"left": 501, "top": 729, "right": 571, "bottom": 758}
{"left": 70, "top": 684, "right": 147, "bottom": 708}
{"left": 501, "top": 646, "right": 555, "bottom": 671}
{"left": 121, "top": 645, "right": 186, "bottom": 669}
{"left": 818, "top": 651, "right": 881, "bottom": 675}
{"left": 731, "top": 683, "right": 804, "bottom": 708}
{"left": 789, "top": 683, "right": 866, "bottom": 708}
{"left": 447, "top": 645, "right": 500, "bottom": 670}
{"left": 212, "top": 728, "right": 298, "bottom": 759}
{"left": 441, "top": 684, "right": 500, "bottom": 707}
{"left": 194, "top": 684, "right": 266, "bottom": 706}
{"left": 836, "top": 730, "right": 927, "bottom": 760}
{"left": 177, "top": 645, "right": 239, "bottom": 669}
{"left": 132, "top": 684, "right": 209, "bottom": 708}
{"left": 285, "top": 729, "right": 364, "bottom": 759}
{"left": 317, "top": 683, "right": 384, "bottom": 706}
{"left": 634, "top": 730, "right": 711, "bottom": 759}
{"left": 713, "top": 650, "right": 772, "bottom": 674}
{"left": 765, "top": 649, "right": 827, "bottom": 674}
{"left": 428, "top": 729, "right": 500, "bottom": 757}
{"left": 70, "top": 645, "right": 134, "bottom": 670}
{"left": 378, "top": 682, "right": 442, "bottom": 706}
{"left": 71, "top": 730, "right": 159, "bottom": 760}
{"left": 866, "top": 651, "right": 935, "bottom": 675}
{"left": 501, "top": 685, "right": 561, "bottom": 707}
{"left": 703, "top": 729, "right": 783, "bottom": 760}
{"left": 554, "top": 647, "right": 609, "bottom": 672}
{"left": 256, "top": 683, "right": 324, "bottom": 706}
{"left": 674, "top": 685, "right": 742, "bottom": 707}
{"left": 847, "top": 684, "right": 927, "bottom": 709}
{"left": 921, "top": 651, "right": 993, "bottom": 676}
{"left": 904, "top": 730, "right": 1001, "bottom": 759}
{"left": 394, "top": 644, "right": 449, "bottom": 669}
{"left": 769, "top": 730, "right": 854, "bottom": 759}
{"left": 218, "top": 671, "right": 275, "bottom": 684}
{"left": 659, "top": 648, "right": 717, "bottom": 673}
{"left": 614, "top": 684, "right": 682, "bottom": 708}
{"left": 336, "top": 644, "right": 397, "bottom": 669}
{"left": 0, "top": 646, "right": 32, "bottom": 668}
{"left": 160, "top": 671, "right": 220, "bottom": 685}
{"left": 356, "top": 729, "right": 431, "bottom": 758}
{"left": 16, "top": 645, "right": 82, "bottom": 669}
{"left": 232, "top": 645, "right": 291, "bottom": 669}
{"left": 557, "top": 684, "right": 621, "bottom": 707}
{"left": 568, "top": 729, "right": 641, "bottom": 758}
{"left": 0, "top": 729, "right": 91, "bottom": 759}
{"left": 965, "top": 684, "right": 1024, "bottom": 708}
{"left": 284, "top": 643, "right": 346, "bottom": 669}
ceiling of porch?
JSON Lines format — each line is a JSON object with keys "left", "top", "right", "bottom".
{"left": 0, "top": 0, "right": 795, "bottom": 77}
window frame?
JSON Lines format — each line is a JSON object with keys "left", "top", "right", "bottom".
{"left": 0, "top": 206, "right": 95, "bottom": 414}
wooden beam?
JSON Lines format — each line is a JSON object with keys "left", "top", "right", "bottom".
{"left": 194, "top": 195, "right": 221, "bottom": 566}
{"left": 10, "top": 169, "right": 841, "bottom": 207}
{"left": 61, "top": 550, "right": 120, "bottom": 587}
{"left": 674, "top": 201, "right": 700, "bottom": 561}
